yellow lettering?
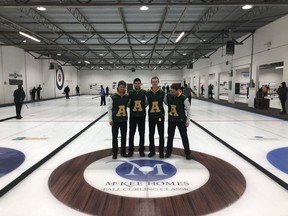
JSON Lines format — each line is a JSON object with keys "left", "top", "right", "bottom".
{"left": 150, "top": 101, "right": 160, "bottom": 113}
{"left": 116, "top": 105, "right": 126, "bottom": 116}
{"left": 169, "top": 105, "right": 179, "bottom": 116}
{"left": 132, "top": 100, "right": 143, "bottom": 112}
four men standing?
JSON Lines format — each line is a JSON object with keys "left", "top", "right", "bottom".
{"left": 108, "top": 76, "right": 192, "bottom": 160}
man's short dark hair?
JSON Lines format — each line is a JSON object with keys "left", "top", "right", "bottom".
{"left": 170, "top": 83, "right": 180, "bottom": 91}
{"left": 118, "top": 80, "right": 126, "bottom": 87}
{"left": 133, "top": 78, "right": 141, "bottom": 83}
{"left": 151, "top": 76, "right": 159, "bottom": 82}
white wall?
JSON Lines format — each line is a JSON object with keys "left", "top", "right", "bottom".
{"left": 78, "top": 69, "right": 183, "bottom": 94}
{"left": 0, "top": 46, "right": 78, "bottom": 104}
{"left": 183, "top": 14, "right": 288, "bottom": 107}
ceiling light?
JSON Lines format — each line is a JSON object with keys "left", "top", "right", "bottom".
{"left": 200, "top": 39, "right": 206, "bottom": 42}
{"left": 100, "top": 67, "right": 103, "bottom": 70}
{"left": 141, "top": 53, "right": 145, "bottom": 56}
{"left": 183, "top": 53, "right": 187, "bottom": 56}
{"left": 19, "top": 32, "right": 40, "bottom": 42}
{"left": 37, "top": 6, "right": 46, "bottom": 11}
{"left": 242, "top": 5, "right": 253, "bottom": 10}
{"left": 99, "top": 53, "right": 103, "bottom": 56}
{"left": 154, "top": 67, "right": 157, "bottom": 70}
{"left": 275, "top": 66, "right": 284, "bottom": 69}
{"left": 84, "top": 60, "right": 90, "bottom": 64}
{"left": 78, "top": 61, "right": 81, "bottom": 64}
{"left": 80, "top": 39, "right": 86, "bottom": 43}
{"left": 57, "top": 53, "right": 61, "bottom": 56}
{"left": 140, "top": 6, "right": 149, "bottom": 11}
{"left": 22, "top": 40, "right": 27, "bottom": 43}
{"left": 158, "top": 60, "right": 162, "bottom": 64}
{"left": 176, "top": 31, "right": 185, "bottom": 43}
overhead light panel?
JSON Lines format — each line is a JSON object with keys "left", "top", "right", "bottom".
{"left": 176, "top": 31, "right": 185, "bottom": 43}
{"left": 100, "top": 67, "right": 104, "bottom": 70}
{"left": 276, "top": 66, "right": 284, "bottom": 69}
{"left": 158, "top": 60, "right": 162, "bottom": 64}
{"left": 140, "top": 6, "right": 149, "bottom": 11}
{"left": 57, "top": 53, "right": 61, "bottom": 56}
{"left": 242, "top": 5, "right": 253, "bottom": 10}
{"left": 37, "top": 6, "right": 46, "bottom": 11}
{"left": 84, "top": 60, "right": 90, "bottom": 64}
{"left": 19, "top": 32, "right": 40, "bottom": 42}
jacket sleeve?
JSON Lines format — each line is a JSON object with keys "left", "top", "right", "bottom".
{"left": 107, "top": 97, "right": 113, "bottom": 122}
{"left": 184, "top": 98, "right": 191, "bottom": 125}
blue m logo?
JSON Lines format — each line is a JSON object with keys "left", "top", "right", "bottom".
{"left": 109, "top": 159, "right": 177, "bottom": 181}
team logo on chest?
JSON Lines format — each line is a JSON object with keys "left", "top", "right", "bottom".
{"left": 150, "top": 101, "right": 160, "bottom": 113}
{"left": 116, "top": 105, "right": 126, "bottom": 116}
{"left": 133, "top": 100, "right": 143, "bottom": 112}
{"left": 169, "top": 105, "right": 179, "bottom": 116}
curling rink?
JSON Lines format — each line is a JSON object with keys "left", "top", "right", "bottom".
{"left": 0, "top": 96, "right": 288, "bottom": 216}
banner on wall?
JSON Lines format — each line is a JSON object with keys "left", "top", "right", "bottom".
{"left": 56, "top": 65, "right": 64, "bottom": 90}
{"left": 9, "top": 73, "right": 23, "bottom": 85}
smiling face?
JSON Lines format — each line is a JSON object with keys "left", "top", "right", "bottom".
{"left": 118, "top": 84, "right": 126, "bottom": 94}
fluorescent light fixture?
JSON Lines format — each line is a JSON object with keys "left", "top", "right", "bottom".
{"left": 183, "top": 53, "right": 187, "bottom": 56}
{"left": 140, "top": 39, "right": 147, "bottom": 43}
{"left": 99, "top": 53, "right": 103, "bottom": 56}
{"left": 57, "top": 53, "right": 61, "bottom": 56}
{"left": 100, "top": 67, "right": 103, "bottom": 70}
{"left": 158, "top": 60, "right": 162, "bottom": 64}
{"left": 242, "top": 4, "right": 253, "bottom": 10}
{"left": 200, "top": 39, "right": 206, "bottom": 42}
{"left": 80, "top": 39, "right": 86, "bottom": 43}
{"left": 141, "top": 53, "right": 145, "bottom": 56}
{"left": 276, "top": 66, "right": 284, "bottom": 69}
{"left": 154, "top": 67, "right": 157, "bottom": 70}
{"left": 176, "top": 31, "right": 185, "bottom": 43}
{"left": 37, "top": 6, "right": 46, "bottom": 11}
{"left": 19, "top": 32, "right": 40, "bottom": 42}
{"left": 140, "top": 6, "right": 149, "bottom": 11}
{"left": 22, "top": 40, "right": 27, "bottom": 43}
{"left": 84, "top": 60, "right": 90, "bottom": 64}
{"left": 78, "top": 61, "right": 81, "bottom": 64}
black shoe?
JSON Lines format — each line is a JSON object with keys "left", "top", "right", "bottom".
{"left": 16, "top": 116, "right": 21, "bottom": 119}
{"left": 127, "top": 152, "right": 134, "bottom": 157}
{"left": 165, "top": 153, "right": 171, "bottom": 158}
{"left": 112, "top": 154, "right": 117, "bottom": 159}
{"left": 139, "top": 152, "right": 145, "bottom": 157}
{"left": 121, "top": 153, "right": 128, "bottom": 158}
{"left": 186, "top": 154, "right": 192, "bottom": 160}
{"left": 148, "top": 152, "right": 155, "bottom": 157}
{"left": 159, "top": 153, "right": 164, "bottom": 158}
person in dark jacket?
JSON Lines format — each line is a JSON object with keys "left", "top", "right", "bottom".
{"left": 64, "top": 85, "right": 70, "bottom": 99}
{"left": 146, "top": 76, "right": 165, "bottom": 158}
{"left": 164, "top": 83, "right": 192, "bottom": 160}
{"left": 31, "top": 86, "right": 36, "bottom": 101}
{"left": 100, "top": 85, "right": 106, "bottom": 105}
{"left": 277, "top": 81, "right": 288, "bottom": 114}
{"left": 128, "top": 78, "right": 147, "bottom": 157}
{"left": 108, "top": 80, "right": 129, "bottom": 159}
{"left": 36, "top": 84, "right": 42, "bottom": 100}
{"left": 183, "top": 83, "right": 196, "bottom": 105}
{"left": 13, "top": 84, "right": 26, "bottom": 119}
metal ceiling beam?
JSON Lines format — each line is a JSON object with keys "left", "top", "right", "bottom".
{"left": 148, "top": 6, "right": 169, "bottom": 67}
{"left": 1, "top": 1, "right": 288, "bottom": 8}
{"left": 118, "top": 6, "right": 136, "bottom": 67}
{"left": 18, "top": 7, "right": 111, "bottom": 65}
{"left": 67, "top": 8, "right": 125, "bottom": 66}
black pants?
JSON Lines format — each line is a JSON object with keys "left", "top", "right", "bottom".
{"left": 149, "top": 117, "right": 164, "bottom": 154}
{"left": 167, "top": 121, "right": 191, "bottom": 155}
{"left": 15, "top": 102, "right": 23, "bottom": 118}
{"left": 129, "top": 116, "right": 145, "bottom": 153}
{"left": 112, "top": 121, "right": 127, "bottom": 155}
{"left": 101, "top": 95, "right": 106, "bottom": 105}
{"left": 187, "top": 96, "right": 192, "bottom": 105}
{"left": 65, "top": 93, "right": 69, "bottom": 99}
{"left": 280, "top": 97, "right": 287, "bottom": 113}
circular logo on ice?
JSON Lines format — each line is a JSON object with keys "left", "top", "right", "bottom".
{"left": 115, "top": 159, "right": 177, "bottom": 181}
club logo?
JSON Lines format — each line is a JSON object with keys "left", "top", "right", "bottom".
{"left": 114, "top": 159, "right": 177, "bottom": 181}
